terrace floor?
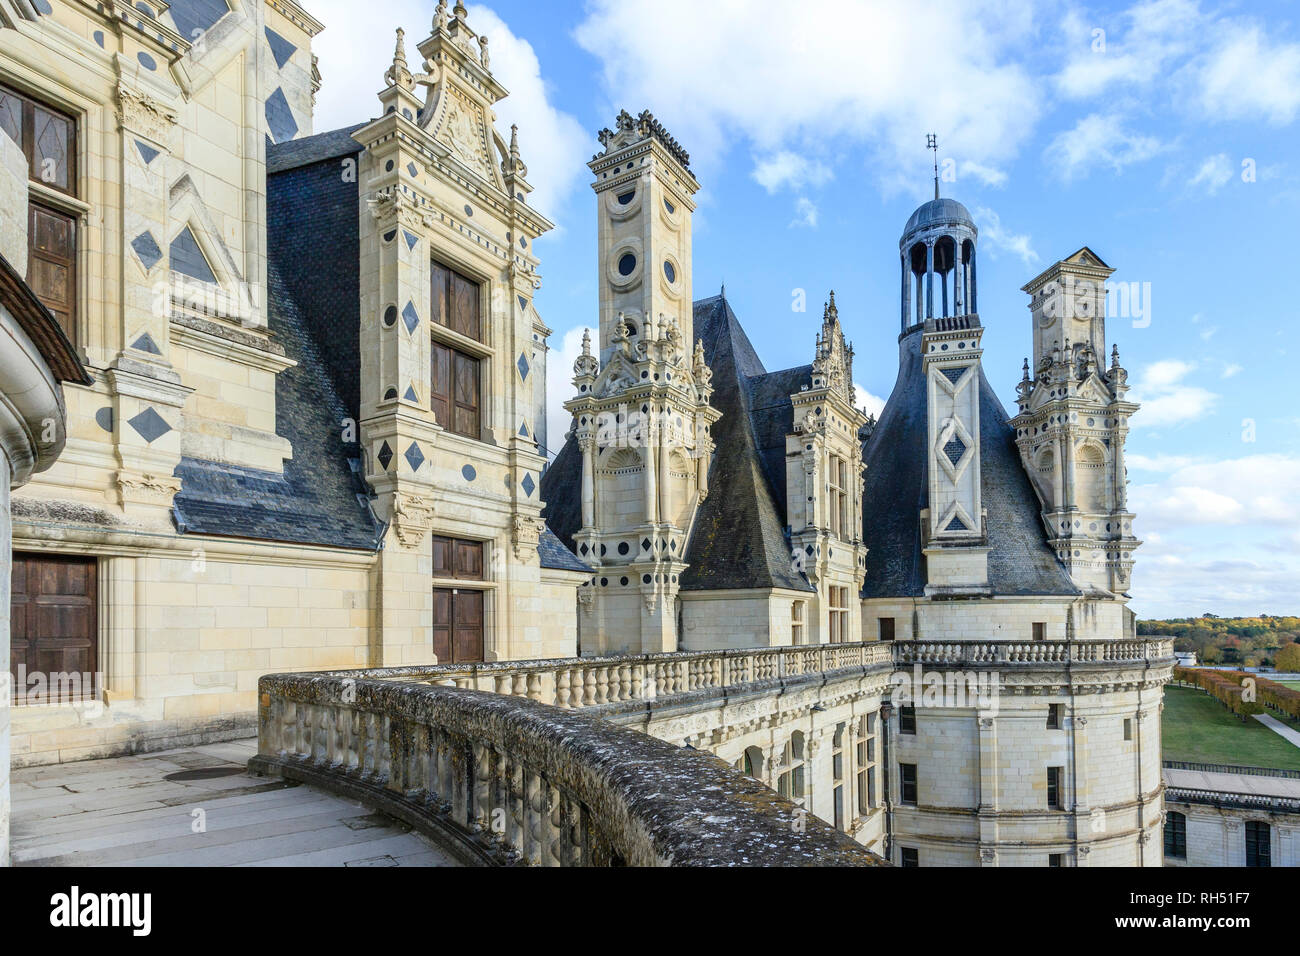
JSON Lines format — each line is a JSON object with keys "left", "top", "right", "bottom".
{"left": 9, "top": 738, "right": 459, "bottom": 867}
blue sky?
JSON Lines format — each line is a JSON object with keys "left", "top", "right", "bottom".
{"left": 304, "top": 0, "right": 1300, "bottom": 619}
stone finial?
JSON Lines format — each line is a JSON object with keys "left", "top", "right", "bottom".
{"left": 1022, "top": 357, "right": 1030, "bottom": 381}
{"left": 384, "top": 28, "right": 413, "bottom": 90}
{"left": 582, "top": 328, "right": 592, "bottom": 355}
{"left": 454, "top": 1, "right": 468, "bottom": 19}
{"left": 1111, "top": 343, "right": 1121, "bottom": 368}
{"left": 435, "top": 0, "right": 448, "bottom": 29}
{"left": 479, "top": 34, "right": 490, "bottom": 69}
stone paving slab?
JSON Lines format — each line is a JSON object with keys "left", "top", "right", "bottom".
{"left": 11, "top": 739, "right": 459, "bottom": 868}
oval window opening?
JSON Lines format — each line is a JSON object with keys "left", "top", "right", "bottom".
{"left": 618, "top": 253, "right": 637, "bottom": 276}
{"left": 664, "top": 261, "right": 676, "bottom": 283}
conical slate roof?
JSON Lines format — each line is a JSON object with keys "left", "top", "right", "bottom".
{"left": 859, "top": 326, "right": 1078, "bottom": 599}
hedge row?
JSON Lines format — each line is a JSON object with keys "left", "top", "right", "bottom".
{"left": 1172, "top": 666, "right": 1263, "bottom": 717}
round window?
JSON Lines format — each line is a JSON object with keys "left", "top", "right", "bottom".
{"left": 664, "top": 261, "right": 676, "bottom": 283}
{"left": 618, "top": 253, "right": 637, "bottom": 276}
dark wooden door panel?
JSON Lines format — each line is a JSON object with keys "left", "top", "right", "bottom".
{"left": 433, "top": 587, "right": 484, "bottom": 664}
{"left": 432, "top": 588, "right": 453, "bottom": 665}
{"left": 9, "top": 553, "right": 97, "bottom": 702}
{"left": 453, "top": 590, "right": 484, "bottom": 664}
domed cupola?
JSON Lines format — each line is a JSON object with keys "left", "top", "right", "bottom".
{"left": 899, "top": 140, "right": 978, "bottom": 332}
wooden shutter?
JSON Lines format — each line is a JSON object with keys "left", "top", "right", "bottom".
{"left": 453, "top": 590, "right": 484, "bottom": 663}
{"left": 450, "top": 270, "right": 480, "bottom": 341}
{"left": 452, "top": 351, "right": 480, "bottom": 440}
{"left": 431, "top": 260, "right": 449, "bottom": 330}
{"left": 432, "top": 588, "right": 453, "bottom": 664}
{"left": 454, "top": 539, "right": 483, "bottom": 580}
{"left": 431, "top": 340, "right": 451, "bottom": 430}
{"left": 432, "top": 535, "right": 453, "bottom": 578}
{"left": 28, "top": 202, "right": 76, "bottom": 344}
{"left": 10, "top": 553, "right": 97, "bottom": 703}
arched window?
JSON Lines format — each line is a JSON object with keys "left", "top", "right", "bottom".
{"left": 778, "top": 731, "right": 806, "bottom": 804}
{"left": 739, "top": 746, "right": 764, "bottom": 779}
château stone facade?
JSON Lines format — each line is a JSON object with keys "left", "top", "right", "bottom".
{"left": 3, "top": 0, "right": 1177, "bottom": 868}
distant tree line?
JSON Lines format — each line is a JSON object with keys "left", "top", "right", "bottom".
{"left": 1139, "top": 615, "right": 1300, "bottom": 668}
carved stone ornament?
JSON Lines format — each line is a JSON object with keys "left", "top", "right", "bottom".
{"left": 116, "top": 471, "right": 182, "bottom": 506}
{"left": 392, "top": 492, "right": 436, "bottom": 548}
{"left": 512, "top": 514, "right": 545, "bottom": 561}
{"left": 116, "top": 85, "right": 178, "bottom": 145}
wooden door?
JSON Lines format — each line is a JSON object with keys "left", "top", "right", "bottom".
{"left": 10, "top": 553, "right": 97, "bottom": 703}
{"left": 432, "top": 587, "right": 484, "bottom": 664}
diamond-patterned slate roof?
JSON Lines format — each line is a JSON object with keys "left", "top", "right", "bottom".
{"left": 943, "top": 436, "right": 967, "bottom": 466}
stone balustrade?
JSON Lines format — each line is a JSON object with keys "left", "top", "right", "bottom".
{"left": 1165, "top": 787, "right": 1300, "bottom": 814}
{"left": 296, "top": 641, "right": 897, "bottom": 711}
{"left": 892, "top": 638, "right": 1174, "bottom": 667}
{"left": 249, "top": 673, "right": 884, "bottom": 867}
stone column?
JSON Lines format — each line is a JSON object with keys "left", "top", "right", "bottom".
{"left": 657, "top": 421, "right": 671, "bottom": 522}
{"left": 643, "top": 423, "right": 658, "bottom": 525}
{"left": 102, "top": 557, "right": 139, "bottom": 702}
{"left": 900, "top": 254, "right": 909, "bottom": 332}
{"left": 925, "top": 241, "right": 935, "bottom": 319}
{"left": 1052, "top": 432, "right": 1065, "bottom": 512}
{"left": 976, "top": 712, "right": 999, "bottom": 863}
{"left": 580, "top": 437, "right": 595, "bottom": 530}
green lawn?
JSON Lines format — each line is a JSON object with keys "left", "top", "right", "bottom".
{"left": 1277, "top": 679, "right": 1300, "bottom": 691}
{"left": 1161, "top": 685, "right": 1300, "bottom": 771}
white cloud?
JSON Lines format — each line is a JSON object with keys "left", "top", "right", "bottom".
{"left": 961, "top": 161, "right": 1008, "bottom": 188}
{"left": 752, "top": 152, "right": 833, "bottom": 193}
{"left": 789, "top": 197, "right": 819, "bottom": 229}
{"left": 1128, "top": 452, "right": 1300, "bottom": 616}
{"left": 304, "top": 3, "right": 588, "bottom": 221}
{"left": 1198, "top": 24, "right": 1300, "bottom": 125}
{"left": 1053, "top": 0, "right": 1202, "bottom": 100}
{"left": 1044, "top": 113, "right": 1166, "bottom": 181}
{"left": 1130, "top": 454, "right": 1300, "bottom": 530}
{"left": 1187, "top": 152, "right": 1233, "bottom": 195}
{"left": 970, "top": 205, "right": 1037, "bottom": 265}
{"left": 573, "top": 0, "right": 1042, "bottom": 196}
{"left": 1127, "top": 359, "right": 1217, "bottom": 428}
{"left": 1221, "top": 363, "right": 1242, "bottom": 379}
{"left": 854, "top": 384, "right": 886, "bottom": 420}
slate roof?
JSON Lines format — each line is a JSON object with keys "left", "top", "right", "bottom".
{"left": 171, "top": 258, "right": 383, "bottom": 551}
{"left": 539, "top": 526, "right": 593, "bottom": 573}
{"left": 266, "top": 123, "right": 367, "bottom": 174}
{"left": 540, "top": 294, "right": 813, "bottom": 593}
{"left": 860, "top": 326, "right": 1078, "bottom": 598}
